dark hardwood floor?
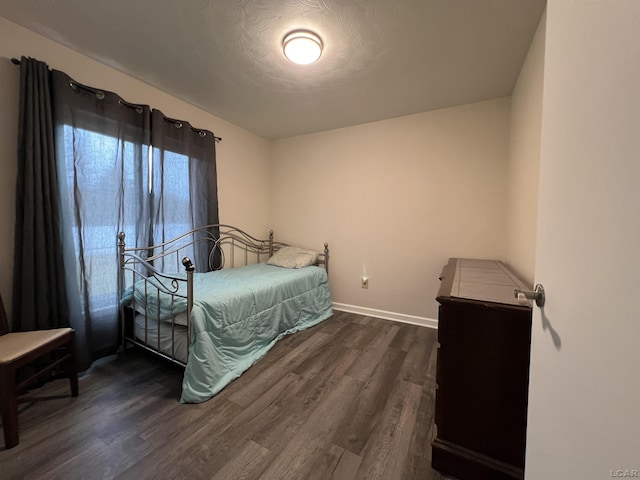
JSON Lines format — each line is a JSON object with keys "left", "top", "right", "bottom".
{"left": 0, "top": 311, "right": 444, "bottom": 480}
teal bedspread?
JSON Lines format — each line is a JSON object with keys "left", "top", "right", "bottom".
{"left": 125, "top": 263, "right": 333, "bottom": 403}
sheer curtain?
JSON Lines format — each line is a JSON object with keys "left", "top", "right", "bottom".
{"left": 14, "top": 59, "right": 219, "bottom": 371}
{"left": 51, "top": 70, "right": 152, "bottom": 369}
{"left": 150, "top": 109, "right": 220, "bottom": 273}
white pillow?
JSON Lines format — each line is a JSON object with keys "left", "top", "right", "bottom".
{"left": 267, "top": 246, "right": 319, "bottom": 269}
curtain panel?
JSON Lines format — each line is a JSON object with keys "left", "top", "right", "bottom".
{"left": 12, "top": 57, "right": 69, "bottom": 332}
{"left": 150, "top": 109, "right": 220, "bottom": 273}
{"left": 14, "top": 58, "right": 219, "bottom": 371}
{"left": 51, "top": 70, "right": 152, "bottom": 368}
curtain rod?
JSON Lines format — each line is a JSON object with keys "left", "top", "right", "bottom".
{"left": 11, "top": 57, "right": 222, "bottom": 143}
{"left": 162, "top": 116, "right": 222, "bottom": 142}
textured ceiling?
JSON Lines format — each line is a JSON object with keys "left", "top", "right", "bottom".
{"left": 0, "top": 0, "right": 546, "bottom": 140}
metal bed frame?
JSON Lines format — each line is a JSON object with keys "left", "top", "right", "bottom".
{"left": 117, "top": 224, "right": 329, "bottom": 367}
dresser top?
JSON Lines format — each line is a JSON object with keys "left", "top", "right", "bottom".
{"left": 438, "top": 258, "right": 532, "bottom": 308}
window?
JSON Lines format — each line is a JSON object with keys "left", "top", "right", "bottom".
{"left": 51, "top": 70, "right": 218, "bottom": 364}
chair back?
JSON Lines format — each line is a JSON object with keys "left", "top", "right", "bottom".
{"left": 0, "top": 292, "right": 9, "bottom": 336}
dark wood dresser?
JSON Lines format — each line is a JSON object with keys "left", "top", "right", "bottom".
{"left": 432, "top": 258, "right": 533, "bottom": 480}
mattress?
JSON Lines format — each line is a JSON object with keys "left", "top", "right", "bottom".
{"left": 134, "top": 315, "right": 188, "bottom": 364}
{"left": 124, "top": 262, "right": 333, "bottom": 403}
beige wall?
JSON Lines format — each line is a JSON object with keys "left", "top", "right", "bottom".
{"left": 0, "top": 16, "right": 272, "bottom": 320}
{"left": 0, "top": 15, "right": 538, "bottom": 324}
{"left": 505, "top": 11, "right": 546, "bottom": 285}
{"left": 271, "top": 98, "right": 511, "bottom": 320}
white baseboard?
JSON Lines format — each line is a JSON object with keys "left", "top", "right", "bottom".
{"left": 332, "top": 302, "right": 438, "bottom": 330}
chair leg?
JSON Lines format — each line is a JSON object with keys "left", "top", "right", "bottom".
{"left": 0, "top": 365, "right": 19, "bottom": 449}
{"left": 67, "top": 338, "right": 79, "bottom": 397}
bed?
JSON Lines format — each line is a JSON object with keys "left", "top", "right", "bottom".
{"left": 117, "top": 224, "right": 333, "bottom": 403}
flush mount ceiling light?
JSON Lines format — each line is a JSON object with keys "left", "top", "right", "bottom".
{"left": 283, "top": 30, "right": 323, "bottom": 65}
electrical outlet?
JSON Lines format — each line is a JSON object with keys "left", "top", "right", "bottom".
{"left": 361, "top": 276, "right": 369, "bottom": 289}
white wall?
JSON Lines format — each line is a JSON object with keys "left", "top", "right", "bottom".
{"left": 505, "top": 11, "right": 545, "bottom": 286}
{"left": 271, "top": 98, "right": 511, "bottom": 320}
{"left": 0, "top": 16, "right": 272, "bottom": 320}
{"left": 0, "top": 15, "right": 527, "bottom": 326}
{"left": 526, "top": 1, "right": 640, "bottom": 477}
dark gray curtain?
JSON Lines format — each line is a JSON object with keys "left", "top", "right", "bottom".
{"left": 12, "top": 57, "right": 69, "bottom": 332}
{"left": 13, "top": 58, "right": 219, "bottom": 371}
{"left": 51, "top": 71, "right": 152, "bottom": 369}
{"left": 150, "top": 109, "right": 220, "bottom": 273}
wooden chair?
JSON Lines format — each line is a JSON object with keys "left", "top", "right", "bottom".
{"left": 0, "top": 293, "right": 78, "bottom": 449}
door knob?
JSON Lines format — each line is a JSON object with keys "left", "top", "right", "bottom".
{"left": 514, "top": 284, "right": 545, "bottom": 307}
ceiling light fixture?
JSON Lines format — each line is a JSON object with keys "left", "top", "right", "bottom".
{"left": 283, "top": 30, "right": 323, "bottom": 65}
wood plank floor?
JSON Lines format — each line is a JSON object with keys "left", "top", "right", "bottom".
{"left": 0, "top": 311, "right": 444, "bottom": 480}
